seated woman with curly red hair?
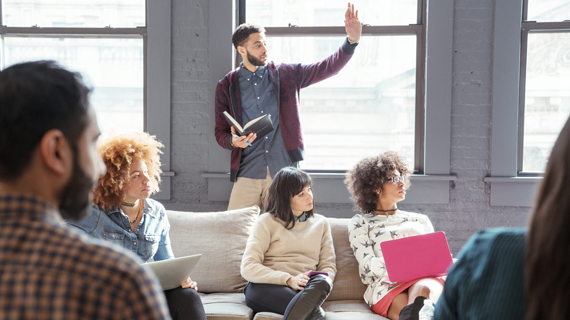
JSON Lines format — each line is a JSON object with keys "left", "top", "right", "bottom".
{"left": 68, "top": 130, "right": 206, "bottom": 320}
{"left": 345, "top": 151, "right": 444, "bottom": 320}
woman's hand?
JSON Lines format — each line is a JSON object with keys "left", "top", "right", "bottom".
{"left": 181, "top": 277, "right": 198, "bottom": 290}
{"left": 286, "top": 272, "right": 310, "bottom": 290}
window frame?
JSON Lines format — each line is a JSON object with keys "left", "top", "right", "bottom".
{"left": 239, "top": 0, "right": 426, "bottom": 173}
{"left": 485, "top": 0, "right": 570, "bottom": 206}
{"left": 517, "top": 0, "right": 570, "bottom": 176}
{"left": 0, "top": 0, "right": 174, "bottom": 199}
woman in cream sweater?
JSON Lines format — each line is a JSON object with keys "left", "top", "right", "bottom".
{"left": 240, "top": 167, "right": 335, "bottom": 320}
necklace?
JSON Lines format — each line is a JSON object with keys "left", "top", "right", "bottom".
{"left": 121, "top": 201, "right": 137, "bottom": 207}
{"left": 126, "top": 201, "right": 142, "bottom": 224}
{"left": 372, "top": 208, "right": 398, "bottom": 215}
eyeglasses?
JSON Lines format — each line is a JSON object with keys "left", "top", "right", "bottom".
{"left": 385, "top": 176, "right": 405, "bottom": 184}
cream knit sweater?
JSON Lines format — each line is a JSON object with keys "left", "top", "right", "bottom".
{"left": 241, "top": 213, "right": 336, "bottom": 286}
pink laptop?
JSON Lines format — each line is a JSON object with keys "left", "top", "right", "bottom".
{"left": 380, "top": 231, "right": 453, "bottom": 284}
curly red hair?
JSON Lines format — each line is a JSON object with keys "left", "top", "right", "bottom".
{"left": 344, "top": 151, "right": 412, "bottom": 213}
{"left": 92, "top": 130, "right": 163, "bottom": 210}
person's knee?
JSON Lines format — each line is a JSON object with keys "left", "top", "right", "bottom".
{"left": 306, "top": 274, "right": 332, "bottom": 294}
{"left": 168, "top": 287, "right": 202, "bottom": 304}
{"left": 417, "top": 284, "right": 431, "bottom": 298}
{"left": 185, "top": 287, "right": 202, "bottom": 302}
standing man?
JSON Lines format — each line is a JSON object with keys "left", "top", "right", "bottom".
{"left": 0, "top": 61, "right": 170, "bottom": 319}
{"left": 215, "top": 3, "right": 362, "bottom": 211}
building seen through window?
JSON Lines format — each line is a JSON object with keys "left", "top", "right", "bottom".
{"left": 1, "top": 0, "right": 145, "bottom": 135}
{"left": 247, "top": 0, "right": 420, "bottom": 171}
{"left": 522, "top": 0, "right": 570, "bottom": 172}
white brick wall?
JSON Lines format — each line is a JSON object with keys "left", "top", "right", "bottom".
{"left": 163, "top": 0, "right": 530, "bottom": 254}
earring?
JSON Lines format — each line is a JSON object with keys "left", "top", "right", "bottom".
{"left": 376, "top": 190, "right": 380, "bottom": 195}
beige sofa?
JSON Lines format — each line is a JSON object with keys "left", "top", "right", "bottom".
{"left": 167, "top": 206, "right": 388, "bottom": 320}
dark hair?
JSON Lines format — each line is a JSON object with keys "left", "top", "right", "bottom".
{"left": 266, "top": 167, "right": 314, "bottom": 230}
{"left": 231, "top": 23, "right": 266, "bottom": 49}
{"left": 525, "top": 116, "right": 570, "bottom": 320}
{"left": 0, "top": 60, "right": 91, "bottom": 181}
{"left": 344, "top": 151, "right": 412, "bottom": 213}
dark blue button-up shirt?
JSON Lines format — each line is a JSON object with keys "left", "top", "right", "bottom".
{"left": 237, "top": 63, "right": 298, "bottom": 179}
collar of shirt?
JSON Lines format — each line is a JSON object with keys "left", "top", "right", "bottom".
{"left": 238, "top": 62, "right": 267, "bottom": 82}
{"left": 295, "top": 212, "right": 307, "bottom": 222}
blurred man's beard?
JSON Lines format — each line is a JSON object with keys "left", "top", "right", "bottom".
{"left": 59, "top": 150, "right": 96, "bottom": 221}
{"left": 247, "top": 51, "right": 267, "bottom": 67}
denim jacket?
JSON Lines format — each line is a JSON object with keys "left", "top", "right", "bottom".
{"left": 68, "top": 198, "right": 174, "bottom": 262}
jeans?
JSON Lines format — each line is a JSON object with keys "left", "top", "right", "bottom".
{"left": 244, "top": 274, "right": 332, "bottom": 320}
{"left": 163, "top": 287, "right": 207, "bottom": 320}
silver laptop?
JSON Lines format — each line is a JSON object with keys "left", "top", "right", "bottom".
{"left": 143, "top": 254, "right": 202, "bottom": 290}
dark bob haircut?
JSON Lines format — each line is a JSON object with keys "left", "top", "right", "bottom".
{"left": 344, "top": 151, "right": 412, "bottom": 213}
{"left": 266, "top": 167, "right": 314, "bottom": 230}
{"left": 231, "top": 23, "right": 266, "bottom": 49}
{"left": 0, "top": 60, "right": 91, "bottom": 181}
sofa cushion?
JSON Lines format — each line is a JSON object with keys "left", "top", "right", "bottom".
{"left": 167, "top": 206, "right": 260, "bottom": 293}
{"left": 252, "top": 301, "right": 387, "bottom": 320}
{"left": 323, "top": 300, "right": 387, "bottom": 319}
{"left": 199, "top": 292, "right": 253, "bottom": 320}
{"left": 252, "top": 312, "right": 282, "bottom": 320}
{"left": 327, "top": 218, "right": 368, "bottom": 301}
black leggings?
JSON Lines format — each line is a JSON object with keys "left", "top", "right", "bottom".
{"left": 163, "top": 287, "right": 207, "bottom": 320}
{"left": 244, "top": 275, "right": 332, "bottom": 320}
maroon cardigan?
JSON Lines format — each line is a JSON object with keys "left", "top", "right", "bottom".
{"left": 214, "top": 38, "right": 358, "bottom": 182}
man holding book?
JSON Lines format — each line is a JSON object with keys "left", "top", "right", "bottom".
{"left": 214, "top": 3, "right": 362, "bottom": 211}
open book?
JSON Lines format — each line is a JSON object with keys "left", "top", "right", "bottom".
{"left": 223, "top": 111, "right": 274, "bottom": 140}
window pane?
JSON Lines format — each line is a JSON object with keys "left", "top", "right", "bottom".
{"left": 2, "top": 0, "right": 145, "bottom": 28}
{"left": 265, "top": 36, "right": 416, "bottom": 170}
{"left": 523, "top": 32, "right": 570, "bottom": 172}
{"left": 2, "top": 37, "right": 144, "bottom": 135}
{"left": 528, "top": 0, "right": 570, "bottom": 22}
{"left": 247, "top": 0, "right": 417, "bottom": 27}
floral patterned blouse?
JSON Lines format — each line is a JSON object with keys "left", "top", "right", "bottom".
{"left": 348, "top": 210, "right": 434, "bottom": 306}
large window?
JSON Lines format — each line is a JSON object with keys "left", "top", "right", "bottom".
{"left": 244, "top": 0, "right": 425, "bottom": 171}
{"left": 520, "top": 0, "right": 570, "bottom": 173}
{"left": 0, "top": 0, "right": 146, "bottom": 135}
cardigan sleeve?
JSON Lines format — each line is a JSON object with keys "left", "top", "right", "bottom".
{"left": 214, "top": 79, "right": 236, "bottom": 150}
{"left": 240, "top": 216, "right": 292, "bottom": 285}
{"left": 348, "top": 214, "right": 388, "bottom": 284}
{"left": 297, "top": 37, "right": 357, "bottom": 89}
{"left": 317, "top": 218, "right": 337, "bottom": 282}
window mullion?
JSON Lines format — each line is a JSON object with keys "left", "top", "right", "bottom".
{"left": 517, "top": 26, "right": 529, "bottom": 174}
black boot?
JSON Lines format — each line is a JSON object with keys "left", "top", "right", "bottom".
{"left": 283, "top": 274, "right": 332, "bottom": 320}
{"left": 399, "top": 296, "right": 427, "bottom": 320}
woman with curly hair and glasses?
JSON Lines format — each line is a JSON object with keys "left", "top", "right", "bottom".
{"left": 68, "top": 130, "right": 206, "bottom": 320}
{"left": 345, "top": 151, "right": 444, "bottom": 320}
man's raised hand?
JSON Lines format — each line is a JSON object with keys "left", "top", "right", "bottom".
{"left": 344, "top": 2, "right": 361, "bottom": 43}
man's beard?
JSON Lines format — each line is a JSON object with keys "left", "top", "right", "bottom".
{"left": 58, "top": 150, "right": 96, "bottom": 221}
{"left": 247, "top": 51, "right": 267, "bottom": 67}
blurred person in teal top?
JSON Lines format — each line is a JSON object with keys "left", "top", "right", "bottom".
{"left": 68, "top": 130, "right": 206, "bottom": 320}
{"left": 436, "top": 114, "right": 570, "bottom": 320}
